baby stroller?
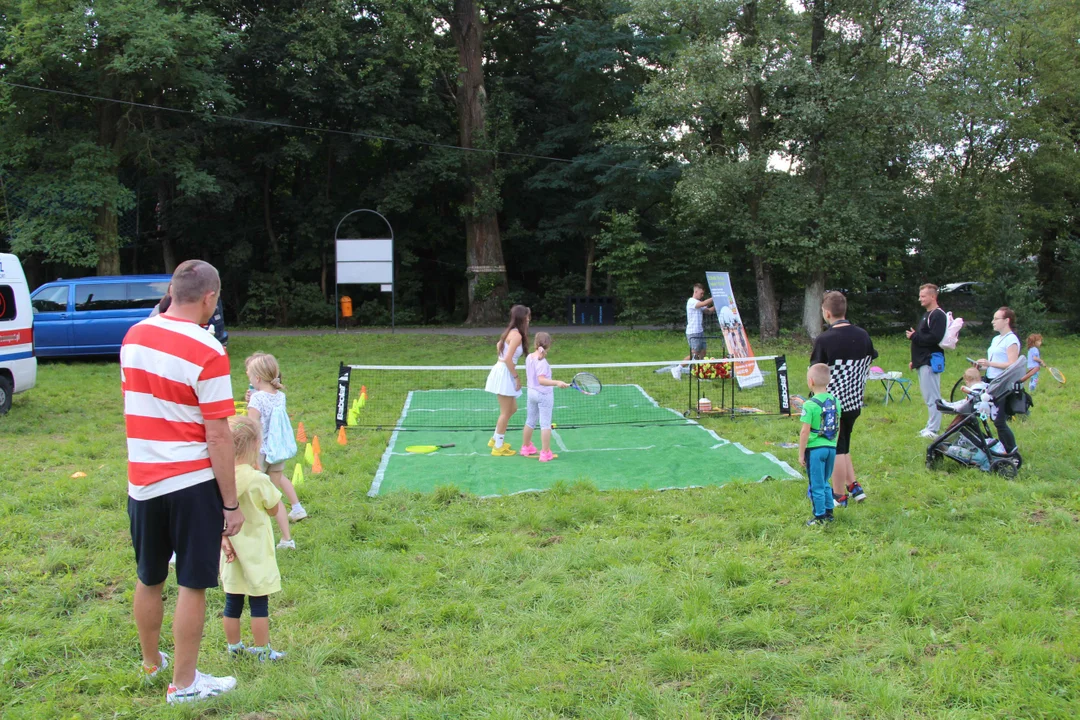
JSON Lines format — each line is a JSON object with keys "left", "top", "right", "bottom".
{"left": 926, "top": 358, "right": 1033, "bottom": 478}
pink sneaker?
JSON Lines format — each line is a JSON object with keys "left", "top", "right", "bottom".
{"left": 539, "top": 450, "right": 555, "bottom": 462}
{"left": 520, "top": 443, "right": 538, "bottom": 457}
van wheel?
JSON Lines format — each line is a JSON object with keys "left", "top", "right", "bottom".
{"left": 0, "top": 375, "right": 12, "bottom": 415}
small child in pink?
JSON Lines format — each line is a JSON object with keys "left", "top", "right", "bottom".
{"left": 519, "top": 332, "right": 569, "bottom": 462}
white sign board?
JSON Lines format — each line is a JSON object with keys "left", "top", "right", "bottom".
{"left": 338, "top": 263, "right": 393, "bottom": 284}
{"left": 336, "top": 239, "right": 392, "bottom": 285}
{"left": 336, "top": 239, "right": 391, "bottom": 262}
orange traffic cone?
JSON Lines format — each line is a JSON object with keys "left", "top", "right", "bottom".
{"left": 312, "top": 453, "right": 323, "bottom": 474}
{"left": 337, "top": 426, "right": 347, "bottom": 445}
{"left": 296, "top": 422, "right": 307, "bottom": 444}
{"left": 312, "top": 435, "right": 321, "bottom": 455}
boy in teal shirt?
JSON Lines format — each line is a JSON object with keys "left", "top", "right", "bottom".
{"left": 799, "top": 364, "right": 841, "bottom": 525}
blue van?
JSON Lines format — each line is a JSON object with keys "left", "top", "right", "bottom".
{"left": 30, "top": 275, "right": 172, "bottom": 356}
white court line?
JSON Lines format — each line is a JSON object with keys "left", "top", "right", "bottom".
{"left": 761, "top": 452, "right": 801, "bottom": 478}
{"left": 374, "top": 383, "right": 801, "bottom": 492}
{"left": 732, "top": 442, "right": 755, "bottom": 456}
{"left": 368, "top": 391, "right": 413, "bottom": 497}
{"left": 389, "top": 445, "right": 662, "bottom": 457}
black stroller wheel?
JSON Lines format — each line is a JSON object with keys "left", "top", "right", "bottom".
{"left": 926, "top": 447, "right": 943, "bottom": 471}
{"left": 990, "top": 459, "right": 1018, "bottom": 479}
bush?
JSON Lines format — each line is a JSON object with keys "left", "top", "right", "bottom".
{"left": 287, "top": 282, "right": 335, "bottom": 326}
{"left": 532, "top": 273, "right": 586, "bottom": 323}
{"left": 240, "top": 276, "right": 334, "bottom": 327}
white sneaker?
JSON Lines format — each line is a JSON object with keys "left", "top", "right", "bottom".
{"left": 166, "top": 670, "right": 237, "bottom": 704}
{"left": 288, "top": 505, "right": 308, "bottom": 522}
{"left": 277, "top": 539, "right": 296, "bottom": 550}
{"left": 919, "top": 429, "right": 937, "bottom": 439}
{"left": 142, "top": 651, "right": 169, "bottom": 683}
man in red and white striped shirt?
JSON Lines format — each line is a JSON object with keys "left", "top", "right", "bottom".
{"left": 122, "top": 259, "right": 244, "bottom": 704}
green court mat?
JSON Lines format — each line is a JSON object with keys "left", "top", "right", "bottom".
{"left": 368, "top": 385, "right": 800, "bottom": 497}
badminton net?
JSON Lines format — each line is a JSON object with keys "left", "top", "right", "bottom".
{"left": 335, "top": 357, "right": 790, "bottom": 431}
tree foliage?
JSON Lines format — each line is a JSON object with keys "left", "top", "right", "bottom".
{"left": 0, "top": 0, "right": 1076, "bottom": 331}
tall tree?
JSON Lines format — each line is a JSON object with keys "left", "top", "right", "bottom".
{"left": 0, "top": 0, "right": 233, "bottom": 274}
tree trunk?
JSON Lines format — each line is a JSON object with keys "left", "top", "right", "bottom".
{"left": 584, "top": 236, "right": 596, "bottom": 296}
{"left": 447, "top": 0, "right": 509, "bottom": 325}
{"left": 801, "top": 0, "right": 828, "bottom": 339}
{"left": 740, "top": 0, "right": 779, "bottom": 340}
{"left": 95, "top": 204, "right": 121, "bottom": 275}
{"left": 803, "top": 270, "right": 826, "bottom": 339}
{"left": 263, "top": 168, "right": 280, "bottom": 260}
{"left": 752, "top": 255, "right": 779, "bottom": 339}
{"left": 94, "top": 100, "right": 122, "bottom": 275}
{"left": 158, "top": 179, "right": 177, "bottom": 273}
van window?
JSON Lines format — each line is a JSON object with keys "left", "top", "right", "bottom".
{"left": 128, "top": 281, "right": 170, "bottom": 309}
{"left": 32, "top": 286, "right": 69, "bottom": 313}
{"left": 0, "top": 285, "right": 15, "bottom": 322}
{"left": 76, "top": 283, "right": 129, "bottom": 311}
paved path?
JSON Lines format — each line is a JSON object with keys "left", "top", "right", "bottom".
{"left": 231, "top": 324, "right": 671, "bottom": 338}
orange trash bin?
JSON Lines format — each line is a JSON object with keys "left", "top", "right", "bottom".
{"left": 340, "top": 295, "right": 353, "bottom": 318}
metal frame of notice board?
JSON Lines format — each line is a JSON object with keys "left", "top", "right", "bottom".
{"left": 334, "top": 209, "right": 394, "bottom": 332}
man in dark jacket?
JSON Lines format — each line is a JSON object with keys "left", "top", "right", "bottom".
{"left": 152, "top": 287, "right": 228, "bottom": 350}
{"left": 906, "top": 283, "right": 947, "bottom": 438}
{"left": 811, "top": 291, "right": 877, "bottom": 505}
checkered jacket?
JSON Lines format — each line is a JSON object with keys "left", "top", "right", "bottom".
{"left": 810, "top": 322, "right": 878, "bottom": 413}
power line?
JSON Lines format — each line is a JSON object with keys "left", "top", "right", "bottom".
{"left": 0, "top": 79, "right": 643, "bottom": 171}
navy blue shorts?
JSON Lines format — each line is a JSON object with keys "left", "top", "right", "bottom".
{"left": 128, "top": 480, "right": 223, "bottom": 589}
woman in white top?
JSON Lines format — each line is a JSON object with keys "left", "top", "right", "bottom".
{"left": 484, "top": 305, "right": 530, "bottom": 456}
{"left": 976, "top": 306, "right": 1020, "bottom": 451}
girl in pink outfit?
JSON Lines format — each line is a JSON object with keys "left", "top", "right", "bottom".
{"left": 520, "top": 332, "right": 569, "bottom": 462}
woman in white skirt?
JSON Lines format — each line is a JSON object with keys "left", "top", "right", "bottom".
{"left": 484, "top": 304, "right": 530, "bottom": 456}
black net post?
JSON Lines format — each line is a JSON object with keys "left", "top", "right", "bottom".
{"left": 335, "top": 362, "right": 351, "bottom": 428}
{"left": 776, "top": 355, "right": 791, "bottom": 415}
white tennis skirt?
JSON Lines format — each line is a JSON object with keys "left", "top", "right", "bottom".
{"left": 484, "top": 362, "right": 521, "bottom": 398}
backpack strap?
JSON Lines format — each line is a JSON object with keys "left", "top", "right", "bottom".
{"left": 808, "top": 397, "right": 825, "bottom": 435}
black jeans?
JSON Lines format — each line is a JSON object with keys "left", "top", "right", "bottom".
{"left": 993, "top": 394, "right": 1017, "bottom": 452}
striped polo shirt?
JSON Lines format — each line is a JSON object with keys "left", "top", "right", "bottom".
{"left": 120, "top": 314, "right": 234, "bottom": 500}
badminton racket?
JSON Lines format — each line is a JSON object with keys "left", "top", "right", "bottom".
{"left": 569, "top": 372, "right": 602, "bottom": 395}
{"left": 404, "top": 444, "right": 455, "bottom": 454}
{"left": 1048, "top": 367, "right": 1065, "bottom": 385}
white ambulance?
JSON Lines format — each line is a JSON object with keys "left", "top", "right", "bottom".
{"left": 0, "top": 253, "right": 37, "bottom": 414}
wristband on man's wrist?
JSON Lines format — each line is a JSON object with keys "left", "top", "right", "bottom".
{"left": 223, "top": 503, "right": 239, "bottom": 512}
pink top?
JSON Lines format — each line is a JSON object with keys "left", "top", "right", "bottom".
{"left": 526, "top": 353, "right": 553, "bottom": 395}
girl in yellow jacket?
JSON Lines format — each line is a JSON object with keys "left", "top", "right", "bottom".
{"left": 220, "top": 415, "right": 286, "bottom": 661}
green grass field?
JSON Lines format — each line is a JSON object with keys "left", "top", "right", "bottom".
{"left": 2, "top": 330, "right": 1079, "bottom": 718}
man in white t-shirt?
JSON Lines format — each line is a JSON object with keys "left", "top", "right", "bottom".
{"left": 684, "top": 283, "right": 715, "bottom": 361}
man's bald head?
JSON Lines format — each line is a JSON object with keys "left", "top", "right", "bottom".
{"left": 171, "top": 260, "right": 220, "bottom": 305}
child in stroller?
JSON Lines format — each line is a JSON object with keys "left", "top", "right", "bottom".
{"left": 926, "top": 358, "right": 1034, "bottom": 477}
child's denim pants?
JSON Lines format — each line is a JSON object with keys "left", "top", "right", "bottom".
{"left": 806, "top": 447, "right": 837, "bottom": 518}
